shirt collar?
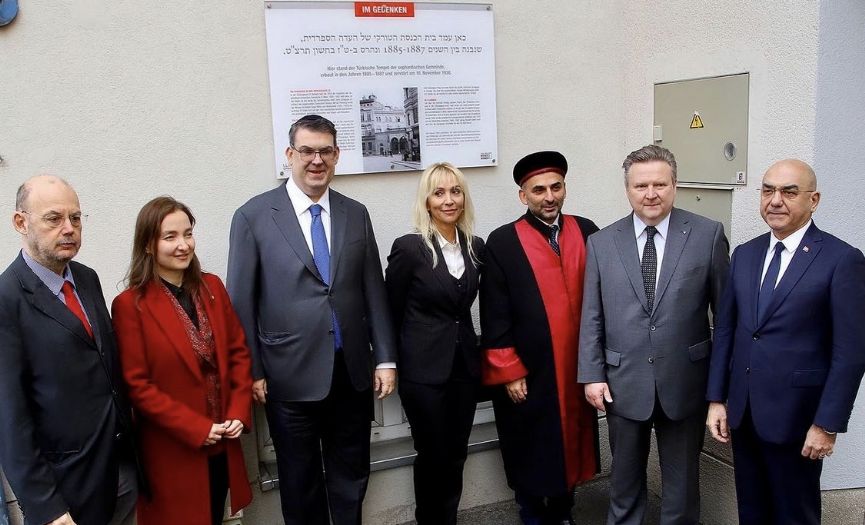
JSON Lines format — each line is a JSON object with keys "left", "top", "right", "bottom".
{"left": 21, "top": 249, "right": 74, "bottom": 296}
{"left": 435, "top": 230, "right": 461, "bottom": 249}
{"left": 770, "top": 219, "right": 812, "bottom": 253}
{"left": 633, "top": 212, "right": 671, "bottom": 240}
{"left": 286, "top": 176, "right": 331, "bottom": 217}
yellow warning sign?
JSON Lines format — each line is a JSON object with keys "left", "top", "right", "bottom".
{"left": 690, "top": 112, "right": 704, "bottom": 129}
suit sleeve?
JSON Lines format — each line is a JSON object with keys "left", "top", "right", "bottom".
{"left": 0, "top": 299, "right": 69, "bottom": 524}
{"left": 226, "top": 208, "right": 264, "bottom": 380}
{"left": 813, "top": 246, "right": 865, "bottom": 432}
{"left": 360, "top": 206, "right": 398, "bottom": 365}
{"left": 384, "top": 235, "right": 413, "bottom": 338}
{"left": 111, "top": 294, "right": 214, "bottom": 449}
{"left": 577, "top": 234, "right": 608, "bottom": 384}
{"left": 479, "top": 233, "right": 528, "bottom": 385}
{"left": 209, "top": 276, "right": 253, "bottom": 429}
{"left": 709, "top": 221, "right": 731, "bottom": 317}
{"left": 707, "top": 246, "right": 740, "bottom": 402}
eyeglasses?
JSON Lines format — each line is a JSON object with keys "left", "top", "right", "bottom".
{"left": 759, "top": 187, "right": 816, "bottom": 200}
{"left": 19, "top": 210, "right": 86, "bottom": 228}
{"left": 291, "top": 146, "right": 337, "bottom": 162}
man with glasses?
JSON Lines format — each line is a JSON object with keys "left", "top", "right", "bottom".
{"left": 707, "top": 159, "right": 865, "bottom": 524}
{"left": 228, "top": 114, "right": 397, "bottom": 525}
{"left": 0, "top": 175, "right": 137, "bottom": 525}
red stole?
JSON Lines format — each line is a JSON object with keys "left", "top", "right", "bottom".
{"left": 515, "top": 215, "right": 595, "bottom": 486}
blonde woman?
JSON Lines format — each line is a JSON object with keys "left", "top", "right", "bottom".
{"left": 385, "top": 163, "right": 484, "bottom": 525}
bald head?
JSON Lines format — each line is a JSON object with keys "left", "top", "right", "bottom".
{"left": 16, "top": 175, "right": 75, "bottom": 211}
{"left": 765, "top": 159, "right": 817, "bottom": 190}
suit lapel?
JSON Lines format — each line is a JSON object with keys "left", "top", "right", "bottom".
{"left": 757, "top": 224, "right": 823, "bottom": 329}
{"left": 329, "top": 192, "right": 347, "bottom": 284}
{"left": 748, "top": 233, "right": 771, "bottom": 326}
{"left": 200, "top": 288, "right": 228, "bottom": 384}
{"left": 613, "top": 215, "right": 650, "bottom": 313}
{"left": 653, "top": 209, "right": 690, "bottom": 312}
{"left": 142, "top": 282, "right": 203, "bottom": 382}
{"left": 271, "top": 189, "right": 322, "bottom": 282}
{"left": 14, "top": 256, "right": 97, "bottom": 348}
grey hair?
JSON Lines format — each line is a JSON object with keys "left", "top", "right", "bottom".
{"left": 622, "top": 145, "right": 677, "bottom": 185}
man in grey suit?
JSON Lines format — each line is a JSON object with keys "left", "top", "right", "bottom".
{"left": 578, "top": 145, "right": 729, "bottom": 524}
{"left": 227, "top": 115, "right": 397, "bottom": 525}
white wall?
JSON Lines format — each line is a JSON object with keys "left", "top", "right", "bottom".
{"left": 1, "top": 0, "right": 862, "bottom": 494}
{"left": 814, "top": 0, "right": 865, "bottom": 489}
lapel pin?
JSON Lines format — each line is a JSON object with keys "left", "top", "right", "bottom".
{"left": 803, "top": 246, "right": 810, "bottom": 253}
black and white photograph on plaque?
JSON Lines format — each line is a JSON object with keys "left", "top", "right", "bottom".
{"left": 361, "top": 87, "right": 422, "bottom": 173}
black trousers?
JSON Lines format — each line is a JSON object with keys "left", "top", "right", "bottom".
{"left": 265, "top": 353, "right": 372, "bottom": 525}
{"left": 400, "top": 375, "right": 477, "bottom": 525}
{"left": 208, "top": 453, "right": 229, "bottom": 525}
{"left": 731, "top": 406, "right": 822, "bottom": 525}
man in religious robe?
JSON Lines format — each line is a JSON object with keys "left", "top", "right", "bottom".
{"left": 481, "top": 151, "right": 601, "bottom": 525}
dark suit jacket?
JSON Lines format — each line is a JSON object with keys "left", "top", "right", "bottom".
{"left": 707, "top": 222, "right": 865, "bottom": 443}
{"left": 0, "top": 254, "right": 132, "bottom": 525}
{"left": 579, "top": 208, "right": 730, "bottom": 421}
{"left": 111, "top": 274, "right": 252, "bottom": 525}
{"left": 385, "top": 232, "right": 484, "bottom": 384}
{"left": 227, "top": 184, "right": 397, "bottom": 401}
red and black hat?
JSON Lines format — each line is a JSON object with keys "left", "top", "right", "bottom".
{"left": 513, "top": 151, "right": 568, "bottom": 186}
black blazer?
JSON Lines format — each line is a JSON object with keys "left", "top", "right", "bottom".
{"left": 0, "top": 254, "right": 133, "bottom": 525}
{"left": 386, "top": 232, "right": 484, "bottom": 384}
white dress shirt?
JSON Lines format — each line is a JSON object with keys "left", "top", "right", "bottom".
{"left": 286, "top": 176, "right": 331, "bottom": 252}
{"left": 760, "top": 219, "right": 812, "bottom": 288}
{"left": 633, "top": 212, "right": 671, "bottom": 289}
{"left": 437, "top": 232, "right": 465, "bottom": 278}
{"left": 286, "top": 178, "right": 395, "bottom": 369}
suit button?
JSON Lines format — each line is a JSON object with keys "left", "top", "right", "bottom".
{"left": 111, "top": 390, "right": 118, "bottom": 397}
{"left": 650, "top": 325, "right": 656, "bottom": 331}
{"left": 648, "top": 357, "right": 654, "bottom": 364}
{"left": 115, "top": 432, "right": 123, "bottom": 441}
{"left": 455, "top": 320, "right": 460, "bottom": 324}
{"left": 328, "top": 329, "right": 334, "bottom": 334}
{"left": 752, "top": 334, "right": 760, "bottom": 341}
{"left": 746, "top": 367, "right": 751, "bottom": 374}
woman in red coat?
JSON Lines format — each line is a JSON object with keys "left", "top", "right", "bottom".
{"left": 112, "top": 196, "right": 253, "bottom": 525}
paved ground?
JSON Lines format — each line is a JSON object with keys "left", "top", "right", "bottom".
{"left": 401, "top": 476, "right": 662, "bottom": 524}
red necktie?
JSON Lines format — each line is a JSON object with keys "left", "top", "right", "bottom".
{"left": 61, "top": 281, "right": 93, "bottom": 338}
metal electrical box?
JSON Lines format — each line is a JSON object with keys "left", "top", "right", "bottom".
{"left": 654, "top": 73, "right": 749, "bottom": 185}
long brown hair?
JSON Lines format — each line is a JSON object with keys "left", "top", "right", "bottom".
{"left": 125, "top": 196, "right": 205, "bottom": 298}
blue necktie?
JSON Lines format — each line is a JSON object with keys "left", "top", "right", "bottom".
{"left": 757, "top": 242, "right": 785, "bottom": 323}
{"left": 309, "top": 204, "right": 343, "bottom": 350}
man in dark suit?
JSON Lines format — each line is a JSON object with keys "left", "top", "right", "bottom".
{"left": 707, "top": 159, "right": 865, "bottom": 524}
{"left": 579, "top": 145, "right": 729, "bottom": 524}
{"left": 227, "top": 115, "right": 397, "bottom": 525}
{"left": 0, "top": 175, "right": 137, "bottom": 525}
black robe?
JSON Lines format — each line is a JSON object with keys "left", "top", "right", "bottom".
{"left": 480, "top": 212, "right": 600, "bottom": 496}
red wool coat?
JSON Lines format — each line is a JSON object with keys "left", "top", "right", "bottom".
{"left": 112, "top": 273, "right": 253, "bottom": 525}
